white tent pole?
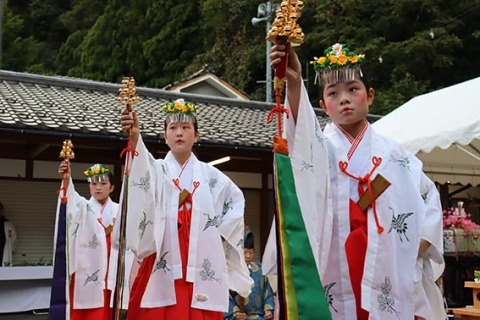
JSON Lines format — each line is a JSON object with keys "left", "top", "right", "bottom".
{"left": 452, "top": 143, "right": 480, "bottom": 162}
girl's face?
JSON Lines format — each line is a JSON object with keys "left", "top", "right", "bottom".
{"left": 320, "top": 80, "right": 375, "bottom": 137}
{"left": 89, "top": 179, "right": 113, "bottom": 204}
{"left": 165, "top": 120, "right": 199, "bottom": 158}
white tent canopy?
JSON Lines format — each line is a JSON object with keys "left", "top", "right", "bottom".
{"left": 372, "top": 77, "right": 480, "bottom": 186}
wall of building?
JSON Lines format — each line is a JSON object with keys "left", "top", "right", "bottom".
{"left": 0, "top": 158, "right": 272, "bottom": 265}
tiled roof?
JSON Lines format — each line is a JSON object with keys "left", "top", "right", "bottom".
{"left": 0, "top": 70, "right": 338, "bottom": 150}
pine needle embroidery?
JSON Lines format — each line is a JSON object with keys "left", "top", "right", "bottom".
{"left": 200, "top": 258, "right": 221, "bottom": 284}
{"left": 83, "top": 269, "right": 100, "bottom": 286}
{"left": 153, "top": 251, "right": 171, "bottom": 273}
{"left": 377, "top": 276, "right": 400, "bottom": 318}
{"left": 387, "top": 207, "right": 413, "bottom": 242}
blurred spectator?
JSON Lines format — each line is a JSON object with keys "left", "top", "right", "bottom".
{"left": 0, "top": 202, "right": 17, "bottom": 266}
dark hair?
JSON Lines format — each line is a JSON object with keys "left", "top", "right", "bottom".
{"left": 318, "top": 67, "right": 371, "bottom": 101}
{"left": 106, "top": 171, "right": 114, "bottom": 185}
{"left": 163, "top": 114, "right": 199, "bottom": 133}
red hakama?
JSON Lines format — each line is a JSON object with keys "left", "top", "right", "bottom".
{"left": 127, "top": 195, "right": 223, "bottom": 320}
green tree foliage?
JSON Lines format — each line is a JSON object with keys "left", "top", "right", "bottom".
{"left": 1, "top": 0, "right": 38, "bottom": 70}
{"left": 195, "top": 0, "right": 267, "bottom": 100}
{"left": 2, "top": 0, "right": 480, "bottom": 114}
{"left": 306, "top": 0, "right": 479, "bottom": 114}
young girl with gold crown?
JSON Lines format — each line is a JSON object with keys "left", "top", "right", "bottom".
{"left": 56, "top": 161, "right": 134, "bottom": 319}
{"left": 266, "top": 42, "right": 446, "bottom": 320}
{"left": 120, "top": 99, "right": 253, "bottom": 320}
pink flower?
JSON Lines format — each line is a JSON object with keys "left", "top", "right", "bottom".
{"left": 443, "top": 207, "right": 480, "bottom": 235}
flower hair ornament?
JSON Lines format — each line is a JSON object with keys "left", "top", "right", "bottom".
{"left": 84, "top": 163, "right": 111, "bottom": 182}
{"left": 310, "top": 43, "right": 365, "bottom": 86}
{"left": 162, "top": 98, "right": 197, "bottom": 124}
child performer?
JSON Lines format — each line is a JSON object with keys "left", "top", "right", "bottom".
{"left": 120, "top": 98, "right": 253, "bottom": 320}
{"left": 267, "top": 42, "right": 446, "bottom": 320}
{"left": 56, "top": 162, "right": 124, "bottom": 319}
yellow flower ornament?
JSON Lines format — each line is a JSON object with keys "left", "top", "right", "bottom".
{"left": 84, "top": 163, "right": 111, "bottom": 182}
{"left": 162, "top": 98, "right": 197, "bottom": 124}
{"left": 310, "top": 43, "right": 366, "bottom": 85}
{"left": 310, "top": 43, "right": 365, "bottom": 71}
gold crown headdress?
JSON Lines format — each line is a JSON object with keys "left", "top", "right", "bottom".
{"left": 162, "top": 98, "right": 197, "bottom": 124}
{"left": 84, "top": 163, "right": 111, "bottom": 183}
{"left": 310, "top": 43, "right": 366, "bottom": 86}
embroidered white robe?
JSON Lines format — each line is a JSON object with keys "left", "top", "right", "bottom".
{"left": 125, "top": 136, "right": 253, "bottom": 312}
{"left": 56, "top": 180, "right": 119, "bottom": 309}
{"left": 264, "top": 83, "right": 445, "bottom": 320}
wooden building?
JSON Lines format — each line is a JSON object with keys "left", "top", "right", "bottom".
{"left": 0, "top": 69, "right": 334, "bottom": 266}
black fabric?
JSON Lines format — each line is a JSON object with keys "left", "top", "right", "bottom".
{"left": 0, "top": 217, "right": 6, "bottom": 264}
{"left": 244, "top": 225, "right": 254, "bottom": 249}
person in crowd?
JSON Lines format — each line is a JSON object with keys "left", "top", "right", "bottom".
{"left": 0, "top": 202, "right": 16, "bottom": 266}
{"left": 265, "top": 42, "right": 446, "bottom": 319}
{"left": 224, "top": 226, "right": 274, "bottom": 320}
{"left": 120, "top": 98, "right": 253, "bottom": 320}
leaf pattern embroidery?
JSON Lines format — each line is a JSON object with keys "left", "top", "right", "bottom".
{"left": 83, "top": 269, "right": 100, "bottom": 286}
{"left": 301, "top": 160, "right": 313, "bottom": 172}
{"left": 377, "top": 276, "right": 400, "bottom": 318}
{"left": 87, "top": 203, "right": 95, "bottom": 216}
{"left": 421, "top": 183, "right": 430, "bottom": 203}
{"left": 209, "top": 178, "right": 218, "bottom": 193}
{"left": 324, "top": 282, "right": 338, "bottom": 313}
{"left": 203, "top": 213, "right": 219, "bottom": 231}
{"left": 139, "top": 211, "right": 152, "bottom": 239}
{"left": 200, "top": 258, "right": 221, "bottom": 284}
{"left": 314, "top": 120, "right": 326, "bottom": 148}
{"left": 153, "top": 251, "right": 171, "bottom": 273}
{"left": 387, "top": 207, "right": 413, "bottom": 242}
{"left": 82, "top": 234, "right": 100, "bottom": 249}
{"left": 131, "top": 170, "right": 151, "bottom": 191}
{"left": 222, "top": 198, "right": 233, "bottom": 216}
{"left": 389, "top": 155, "right": 410, "bottom": 171}
{"left": 71, "top": 223, "right": 79, "bottom": 237}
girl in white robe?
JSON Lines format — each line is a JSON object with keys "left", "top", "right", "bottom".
{"left": 56, "top": 162, "right": 125, "bottom": 320}
{"left": 120, "top": 99, "right": 253, "bottom": 320}
{"left": 266, "top": 42, "right": 446, "bottom": 320}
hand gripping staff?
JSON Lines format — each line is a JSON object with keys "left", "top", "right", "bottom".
{"left": 266, "top": 2, "right": 332, "bottom": 319}
{"left": 49, "top": 140, "right": 75, "bottom": 320}
{"left": 112, "top": 77, "right": 140, "bottom": 320}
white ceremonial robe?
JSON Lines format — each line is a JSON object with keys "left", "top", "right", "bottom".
{"left": 2, "top": 220, "right": 16, "bottom": 266}
{"left": 125, "top": 136, "right": 253, "bottom": 312}
{"left": 264, "top": 83, "right": 446, "bottom": 320}
{"left": 55, "top": 180, "right": 119, "bottom": 309}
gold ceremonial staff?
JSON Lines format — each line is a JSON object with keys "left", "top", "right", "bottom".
{"left": 266, "top": 0, "right": 304, "bottom": 154}
{"left": 59, "top": 139, "right": 75, "bottom": 194}
{"left": 113, "top": 77, "right": 140, "bottom": 320}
